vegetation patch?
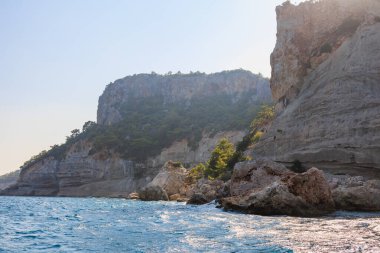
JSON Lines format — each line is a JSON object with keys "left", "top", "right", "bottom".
{"left": 191, "top": 105, "right": 275, "bottom": 181}
{"left": 22, "top": 93, "right": 269, "bottom": 167}
{"left": 89, "top": 92, "right": 265, "bottom": 161}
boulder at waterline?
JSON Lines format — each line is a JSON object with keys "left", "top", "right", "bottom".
{"left": 146, "top": 161, "right": 190, "bottom": 197}
{"left": 329, "top": 175, "right": 380, "bottom": 211}
{"left": 186, "top": 178, "right": 228, "bottom": 205}
{"left": 137, "top": 185, "right": 169, "bottom": 201}
{"left": 220, "top": 159, "right": 335, "bottom": 217}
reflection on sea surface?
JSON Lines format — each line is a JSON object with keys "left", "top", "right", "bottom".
{"left": 0, "top": 197, "right": 379, "bottom": 252}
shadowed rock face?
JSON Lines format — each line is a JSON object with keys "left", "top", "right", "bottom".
{"left": 146, "top": 161, "right": 189, "bottom": 197}
{"left": 328, "top": 175, "right": 380, "bottom": 211}
{"left": 270, "top": 0, "right": 380, "bottom": 108}
{"left": 2, "top": 132, "right": 245, "bottom": 197}
{"left": 1, "top": 141, "right": 151, "bottom": 197}
{"left": 220, "top": 159, "right": 335, "bottom": 217}
{"left": 254, "top": 0, "right": 380, "bottom": 177}
{"left": 97, "top": 70, "right": 271, "bottom": 125}
{"left": 0, "top": 170, "right": 19, "bottom": 191}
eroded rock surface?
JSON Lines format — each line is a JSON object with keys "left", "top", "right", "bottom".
{"left": 1, "top": 140, "right": 153, "bottom": 197}
{"left": 145, "top": 161, "right": 190, "bottom": 197}
{"left": 98, "top": 70, "right": 270, "bottom": 125}
{"left": 3, "top": 69, "right": 269, "bottom": 197}
{"left": 220, "top": 159, "right": 335, "bottom": 217}
{"left": 186, "top": 179, "right": 228, "bottom": 205}
{"left": 328, "top": 175, "right": 380, "bottom": 211}
{"left": 1, "top": 131, "right": 246, "bottom": 197}
{"left": 229, "top": 159, "right": 292, "bottom": 196}
{"left": 138, "top": 185, "right": 169, "bottom": 201}
{"left": 0, "top": 170, "right": 19, "bottom": 191}
{"left": 254, "top": 0, "right": 380, "bottom": 176}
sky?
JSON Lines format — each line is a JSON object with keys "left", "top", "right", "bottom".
{"left": 0, "top": 0, "right": 306, "bottom": 175}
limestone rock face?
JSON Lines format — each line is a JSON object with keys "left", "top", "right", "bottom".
{"left": 6, "top": 159, "right": 59, "bottom": 196}
{"left": 328, "top": 175, "right": 380, "bottom": 211}
{"left": 332, "top": 182, "right": 380, "bottom": 211}
{"left": 0, "top": 170, "right": 19, "bottom": 191}
{"left": 97, "top": 70, "right": 270, "bottom": 126}
{"left": 146, "top": 161, "right": 188, "bottom": 197}
{"left": 3, "top": 69, "right": 270, "bottom": 198}
{"left": 2, "top": 131, "right": 245, "bottom": 197}
{"left": 271, "top": 0, "right": 380, "bottom": 106}
{"left": 254, "top": 0, "right": 380, "bottom": 176}
{"left": 220, "top": 160, "right": 335, "bottom": 217}
{"left": 187, "top": 179, "right": 227, "bottom": 205}
{"left": 230, "top": 159, "right": 292, "bottom": 196}
{"left": 287, "top": 168, "right": 335, "bottom": 209}
{"left": 3, "top": 140, "right": 154, "bottom": 197}
{"left": 148, "top": 131, "right": 245, "bottom": 169}
{"left": 138, "top": 185, "right": 169, "bottom": 201}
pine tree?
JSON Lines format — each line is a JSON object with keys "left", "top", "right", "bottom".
{"left": 205, "top": 138, "right": 235, "bottom": 179}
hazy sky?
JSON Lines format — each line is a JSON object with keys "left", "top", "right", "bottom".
{"left": 0, "top": 0, "right": 305, "bottom": 175}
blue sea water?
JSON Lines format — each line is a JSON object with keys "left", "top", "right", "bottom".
{"left": 0, "top": 197, "right": 379, "bottom": 253}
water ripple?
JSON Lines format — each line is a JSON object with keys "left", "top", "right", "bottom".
{"left": 0, "top": 197, "right": 379, "bottom": 252}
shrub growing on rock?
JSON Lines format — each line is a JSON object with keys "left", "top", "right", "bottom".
{"left": 205, "top": 138, "right": 235, "bottom": 180}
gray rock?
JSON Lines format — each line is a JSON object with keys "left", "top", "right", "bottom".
{"left": 220, "top": 160, "right": 335, "bottom": 217}
{"left": 187, "top": 193, "right": 210, "bottom": 205}
{"left": 146, "top": 161, "right": 188, "bottom": 197}
{"left": 187, "top": 178, "right": 227, "bottom": 204}
{"left": 0, "top": 170, "right": 19, "bottom": 191}
{"left": 230, "top": 158, "right": 292, "bottom": 196}
{"left": 2, "top": 69, "right": 271, "bottom": 198}
{"left": 138, "top": 185, "right": 169, "bottom": 201}
{"left": 97, "top": 70, "right": 270, "bottom": 126}
{"left": 329, "top": 176, "right": 380, "bottom": 211}
{"left": 254, "top": 0, "right": 380, "bottom": 177}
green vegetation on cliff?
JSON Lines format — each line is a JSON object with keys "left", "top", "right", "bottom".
{"left": 190, "top": 105, "right": 275, "bottom": 181}
{"left": 21, "top": 70, "right": 271, "bottom": 169}
{"left": 22, "top": 92, "right": 269, "bottom": 167}
{"left": 89, "top": 92, "right": 265, "bottom": 161}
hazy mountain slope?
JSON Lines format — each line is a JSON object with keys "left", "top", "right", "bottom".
{"left": 0, "top": 170, "right": 19, "bottom": 190}
{"left": 2, "top": 70, "right": 271, "bottom": 197}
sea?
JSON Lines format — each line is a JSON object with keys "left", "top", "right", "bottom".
{"left": 0, "top": 196, "right": 379, "bottom": 252}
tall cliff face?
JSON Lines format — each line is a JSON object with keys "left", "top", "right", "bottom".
{"left": 254, "top": 0, "right": 380, "bottom": 177}
{"left": 271, "top": 0, "right": 380, "bottom": 111}
{"left": 98, "top": 70, "right": 270, "bottom": 125}
{"left": 0, "top": 170, "right": 19, "bottom": 190}
{"left": 5, "top": 132, "right": 246, "bottom": 197}
{"left": 3, "top": 70, "right": 271, "bottom": 197}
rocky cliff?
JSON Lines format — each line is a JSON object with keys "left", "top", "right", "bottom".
{"left": 0, "top": 170, "right": 19, "bottom": 190}
{"left": 3, "top": 70, "right": 271, "bottom": 197}
{"left": 98, "top": 70, "right": 270, "bottom": 125}
{"left": 254, "top": 0, "right": 380, "bottom": 177}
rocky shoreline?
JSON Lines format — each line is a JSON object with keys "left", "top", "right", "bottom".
{"left": 130, "top": 160, "right": 380, "bottom": 217}
{"left": 2, "top": 0, "right": 380, "bottom": 219}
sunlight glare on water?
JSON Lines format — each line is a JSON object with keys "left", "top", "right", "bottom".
{"left": 0, "top": 197, "right": 379, "bottom": 252}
